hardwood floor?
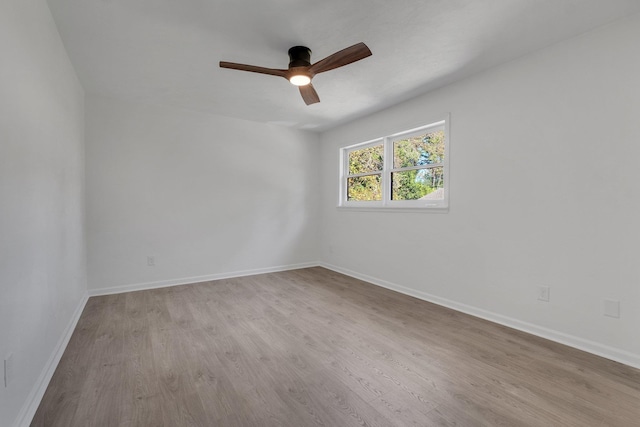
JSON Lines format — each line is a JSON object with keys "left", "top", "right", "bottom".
{"left": 32, "top": 267, "right": 640, "bottom": 426}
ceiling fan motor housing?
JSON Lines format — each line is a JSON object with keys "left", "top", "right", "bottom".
{"left": 288, "top": 46, "right": 312, "bottom": 68}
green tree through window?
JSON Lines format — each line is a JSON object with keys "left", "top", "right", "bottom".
{"left": 392, "top": 130, "right": 444, "bottom": 200}
{"left": 347, "top": 144, "right": 383, "bottom": 201}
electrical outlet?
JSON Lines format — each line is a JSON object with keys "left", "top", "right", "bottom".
{"left": 4, "top": 353, "right": 13, "bottom": 388}
{"left": 604, "top": 299, "right": 620, "bottom": 318}
{"left": 147, "top": 256, "right": 155, "bottom": 267}
{"left": 538, "top": 286, "right": 550, "bottom": 302}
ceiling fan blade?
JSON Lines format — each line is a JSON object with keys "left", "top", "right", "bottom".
{"left": 309, "top": 42, "right": 372, "bottom": 75}
{"left": 219, "top": 61, "right": 287, "bottom": 78}
{"left": 299, "top": 84, "right": 320, "bottom": 105}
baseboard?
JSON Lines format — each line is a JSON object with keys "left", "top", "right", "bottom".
{"left": 88, "top": 262, "right": 321, "bottom": 296}
{"left": 319, "top": 262, "right": 640, "bottom": 370}
{"left": 14, "top": 292, "right": 89, "bottom": 427}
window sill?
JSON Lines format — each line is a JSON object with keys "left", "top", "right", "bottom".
{"left": 337, "top": 205, "right": 449, "bottom": 213}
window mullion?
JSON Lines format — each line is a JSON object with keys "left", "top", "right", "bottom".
{"left": 347, "top": 171, "right": 383, "bottom": 179}
{"left": 390, "top": 163, "right": 443, "bottom": 173}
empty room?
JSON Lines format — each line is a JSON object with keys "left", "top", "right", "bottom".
{"left": 2, "top": 0, "right": 640, "bottom": 426}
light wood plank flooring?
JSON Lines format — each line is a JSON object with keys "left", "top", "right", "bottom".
{"left": 32, "top": 267, "right": 640, "bottom": 426}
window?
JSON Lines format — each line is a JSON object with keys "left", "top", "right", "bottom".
{"left": 340, "top": 117, "right": 449, "bottom": 210}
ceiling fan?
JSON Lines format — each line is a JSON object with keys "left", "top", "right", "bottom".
{"left": 219, "top": 42, "right": 372, "bottom": 105}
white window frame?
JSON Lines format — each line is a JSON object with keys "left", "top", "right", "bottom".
{"left": 339, "top": 116, "right": 449, "bottom": 211}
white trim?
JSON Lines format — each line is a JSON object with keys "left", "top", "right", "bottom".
{"left": 319, "top": 262, "right": 640, "bottom": 370}
{"left": 382, "top": 136, "right": 392, "bottom": 202}
{"left": 343, "top": 137, "right": 385, "bottom": 153}
{"left": 88, "top": 262, "right": 320, "bottom": 296}
{"left": 14, "top": 293, "right": 89, "bottom": 427}
{"left": 347, "top": 171, "right": 384, "bottom": 179}
{"left": 337, "top": 206, "right": 449, "bottom": 213}
{"left": 390, "top": 163, "right": 443, "bottom": 173}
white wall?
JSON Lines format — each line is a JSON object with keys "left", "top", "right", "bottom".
{"left": 320, "top": 14, "right": 640, "bottom": 367}
{"left": 86, "top": 95, "right": 320, "bottom": 293}
{"left": 0, "top": 0, "right": 87, "bottom": 425}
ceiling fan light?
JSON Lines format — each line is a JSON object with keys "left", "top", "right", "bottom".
{"left": 289, "top": 74, "right": 311, "bottom": 86}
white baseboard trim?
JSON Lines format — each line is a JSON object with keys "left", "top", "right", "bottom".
{"left": 88, "top": 262, "right": 321, "bottom": 297}
{"left": 14, "top": 293, "right": 89, "bottom": 427}
{"left": 320, "top": 262, "right": 640, "bottom": 370}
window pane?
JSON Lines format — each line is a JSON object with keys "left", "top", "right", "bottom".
{"left": 393, "top": 130, "right": 444, "bottom": 169}
{"left": 347, "top": 174, "right": 382, "bottom": 201}
{"left": 392, "top": 167, "right": 444, "bottom": 200}
{"left": 348, "top": 144, "right": 383, "bottom": 175}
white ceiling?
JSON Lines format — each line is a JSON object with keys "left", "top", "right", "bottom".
{"left": 46, "top": 0, "right": 640, "bottom": 132}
